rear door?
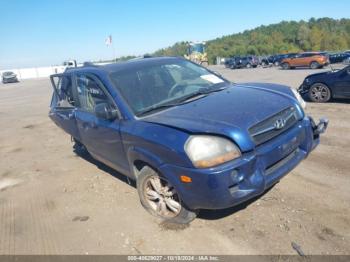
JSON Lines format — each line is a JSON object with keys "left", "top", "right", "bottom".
{"left": 288, "top": 54, "right": 300, "bottom": 66}
{"left": 49, "top": 74, "right": 80, "bottom": 140}
{"left": 291, "top": 54, "right": 306, "bottom": 66}
{"left": 300, "top": 53, "right": 314, "bottom": 67}
{"left": 74, "top": 73, "right": 129, "bottom": 173}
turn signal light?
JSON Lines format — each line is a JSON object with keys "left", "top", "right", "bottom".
{"left": 180, "top": 175, "right": 192, "bottom": 183}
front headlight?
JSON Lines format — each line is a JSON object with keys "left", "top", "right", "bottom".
{"left": 291, "top": 88, "right": 306, "bottom": 109}
{"left": 184, "top": 135, "right": 241, "bottom": 168}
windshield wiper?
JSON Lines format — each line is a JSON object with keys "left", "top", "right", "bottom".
{"left": 138, "top": 86, "right": 228, "bottom": 117}
{"left": 137, "top": 104, "right": 177, "bottom": 116}
{"left": 175, "top": 86, "right": 228, "bottom": 104}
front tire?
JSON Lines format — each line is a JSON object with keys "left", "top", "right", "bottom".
{"left": 308, "top": 83, "right": 331, "bottom": 102}
{"left": 137, "top": 166, "right": 197, "bottom": 224}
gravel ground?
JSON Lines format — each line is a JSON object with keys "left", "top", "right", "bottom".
{"left": 0, "top": 65, "right": 349, "bottom": 255}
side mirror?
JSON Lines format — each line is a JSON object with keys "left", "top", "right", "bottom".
{"left": 95, "top": 102, "right": 118, "bottom": 120}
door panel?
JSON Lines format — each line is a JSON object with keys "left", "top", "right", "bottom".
{"left": 74, "top": 73, "right": 129, "bottom": 174}
{"left": 49, "top": 106, "right": 80, "bottom": 139}
{"left": 75, "top": 110, "right": 129, "bottom": 173}
{"left": 333, "top": 69, "right": 350, "bottom": 97}
{"left": 49, "top": 74, "right": 80, "bottom": 140}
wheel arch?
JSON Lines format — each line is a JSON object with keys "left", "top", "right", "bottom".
{"left": 281, "top": 62, "right": 290, "bottom": 68}
{"left": 309, "top": 60, "right": 320, "bottom": 67}
{"left": 127, "top": 146, "right": 165, "bottom": 179}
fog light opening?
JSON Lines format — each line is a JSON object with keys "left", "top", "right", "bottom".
{"left": 231, "top": 170, "right": 244, "bottom": 184}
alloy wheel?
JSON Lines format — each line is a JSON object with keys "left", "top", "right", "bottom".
{"left": 143, "top": 175, "right": 181, "bottom": 218}
{"left": 310, "top": 84, "right": 330, "bottom": 102}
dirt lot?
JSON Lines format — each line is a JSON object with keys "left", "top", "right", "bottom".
{"left": 0, "top": 66, "right": 349, "bottom": 255}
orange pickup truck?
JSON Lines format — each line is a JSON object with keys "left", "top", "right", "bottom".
{"left": 281, "top": 52, "right": 329, "bottom": 69}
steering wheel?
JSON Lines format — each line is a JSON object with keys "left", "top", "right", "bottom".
{"left": 168, "top": 83, "right": 186, "bottom": 98}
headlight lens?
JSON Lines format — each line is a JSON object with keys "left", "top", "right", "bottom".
{"left": 291, "top": 88, "right": 306, "bottom": 109}
{"left": 184, "top": 135, "right": 241, "bottom": 168}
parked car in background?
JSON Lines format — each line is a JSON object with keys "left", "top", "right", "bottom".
{"left": 328, "top": 52, "right": 350, "bottom": 64}
{"left": 49, "top": 56, "right": 328, "bottom": 224}
{"left": 261, "top": 53, "right": 298, "bottom": 67}
{"left": 229, "top": 55, "right": 259, "bottom": 69}
{"left": 281, "top": 52, "right": 329, "bottom": 69}
{"left": 242, "top": 55, "right": 259, "bottom": 68}
{"left": 224, "top": 57, "right": 235, "bottom": 68}
{"left": 279, "top": 53, "right": 299, "bottom": 66}
{"left": 298, "top": 65, "right": 350, "bottom": 102}
{"left": 260, "top": 56, "right": 274, "bottom": 67}
{"left": 1, "top": 71, "right": 18, "bottom": 83}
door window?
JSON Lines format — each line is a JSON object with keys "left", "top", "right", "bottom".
{"left": 51, "top": 75, "right": 75, "bottom": 108}
{"left": 76, "top": 74, "right": 115, "bottom": 113}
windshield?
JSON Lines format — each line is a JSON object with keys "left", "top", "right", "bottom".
{"left": 110, "top": 59, "right": 228, "bottom": 116}
{"left": 3, "top": 71, "right": 14, "bottom": 76}
{"left": 189, "top": 44, "right": 205, "bottom": 54}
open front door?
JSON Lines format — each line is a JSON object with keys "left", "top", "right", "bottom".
{"left": 49, "top": 73, "right": 81, "bottom": 140}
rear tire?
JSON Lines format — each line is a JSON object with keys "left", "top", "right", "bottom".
{"left": 281, "top": 62, "right": 290, "bottom": 70}
{"left": 308, "top": 83, "right": 331, "bottom": 103}
{"left": 137, "top": 166, "right": 197, "bottom": 224}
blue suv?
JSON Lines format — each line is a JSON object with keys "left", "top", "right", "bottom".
{"left": 49, "top": 57, "right": 328, "bottom": 224}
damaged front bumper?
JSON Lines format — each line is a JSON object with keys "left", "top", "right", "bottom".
{"left": 160, "top": 116, "right": 329, "bottom": 210}
{"left": 311, "top": 117, "right": 329, "bottom": 137}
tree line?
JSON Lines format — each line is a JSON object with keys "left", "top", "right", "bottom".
{"left": 153, "top": 18, "right": 350, "bottom": 64}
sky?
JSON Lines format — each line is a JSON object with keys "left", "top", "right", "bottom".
{"left": 0, "top": 0, "right": 349, "bottom": 69}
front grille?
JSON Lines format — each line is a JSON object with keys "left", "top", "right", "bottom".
{"left": 249, "top": 106, "right": 299, "bottom": 145}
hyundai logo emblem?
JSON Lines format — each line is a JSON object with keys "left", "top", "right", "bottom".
{"left": 274, "top": 118, "right": 286, "bottom": 130}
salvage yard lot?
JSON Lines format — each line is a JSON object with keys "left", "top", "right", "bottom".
{"left": 0, "top": 66, "right": 349, "bottom": 255}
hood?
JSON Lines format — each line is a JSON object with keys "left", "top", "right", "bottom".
{"left": 142, "top": 83, "right": 297, "bottom": 151}
{"left": 306, "top": 71, "right": 333, "bottom": 79}
{"left": 3, "top": 74, "right": 16, "bottom": 79}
